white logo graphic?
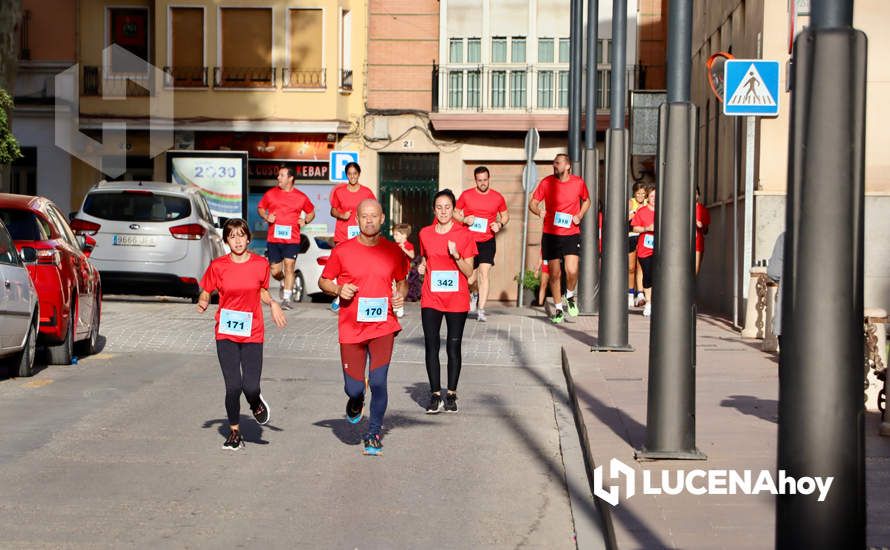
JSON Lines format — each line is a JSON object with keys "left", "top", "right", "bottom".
{"left": 55, "top": 45, "right": 174, "bottom": 178}
{"left": 727, "top": 64, "right": 777, "bottom": 106}
{"left": 592, "top": 458, "right": 833, "bottom": 507}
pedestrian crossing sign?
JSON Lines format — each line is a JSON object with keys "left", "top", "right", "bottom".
{"left": 723, "top": 60, "right": 780, "bottom": 116}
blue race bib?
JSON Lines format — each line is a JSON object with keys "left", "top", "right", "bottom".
{"left": 553, "top": 211, "right": 573, "bottom": 228}
{"left": 469, "top": 217, "right": 488, "bottom": 233}
{"left": 356, "top": 297, "right": 388, "bottom": 322}
{"left": 273, "top": 224, "right": 293, "bottom": 240}
{"left": 643, "top": 234, "right": 654, "bottom": 249}
{"left": 430, "top": 270, "right": 459, "bottom": 292}
{"left": 219, "top": 309, "right": 253, "bottom": 337}
{"left": 347, "top": 225, "right": 361, "bottom": 239}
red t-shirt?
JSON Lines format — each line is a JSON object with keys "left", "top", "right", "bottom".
{"left": 321, "top": 238, "right": 408, "bottom": 344}
{"left": 418, "top": 223, "right": 478, "bottom": 312}
{"left": 456, "top": 187, "right": 508, "bottom": 243}
{"left": 695, "top": 202, "right": 711, "bottom": 252}
{"left": 200, "top": 253, "right": 270, "bottom": 343}
{"left": 531, "top": 174, "right": 590, "bottom": 236}
{"left": 631, "top": 206, "right": 656, "bottom": 259}
{"left": 330, "top": 184, "right": 376, "bottom": 245}
{"left": 258, "top": 187, "right": 315, "bottom": 244}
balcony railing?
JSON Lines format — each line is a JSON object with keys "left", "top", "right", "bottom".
{"left": 434, "top": 63, "right": 640, "bottom": 114}
{"left": 81, "top": 66, "right": 153, "bottom": 97}
{"left": 163, "top": 66, "right": 208, "bottom": 88}
{"left": 282, "top": 68, "right": 326, "bottom": 89}
{"left": 213, "top": 66, "right": 276, "bottom": 89}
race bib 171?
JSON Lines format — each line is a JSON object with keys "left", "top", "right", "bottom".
{"left": 219, "top": 309, "right": 253, "bottom": 337}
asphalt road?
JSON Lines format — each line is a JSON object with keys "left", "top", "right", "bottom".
{"left": 0, "top": 299, "right": 582, "bottom": 549}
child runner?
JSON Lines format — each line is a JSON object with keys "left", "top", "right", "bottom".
{"left": 196, "top": 218, "right": 287, "bottom": 450}
{"left": 628, "top": 182, "right": 648, "bottom": 307}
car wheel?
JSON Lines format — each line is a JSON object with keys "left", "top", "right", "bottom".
{"left": 48, "top": 300, "right": 75, "bottom": 365}
{"left": 14, "top": 315, "right": 38, "bottom": 378}
{"left": 294, "top": 271, "right": 309, "bottom": 303}
{"left": 75, "top": 295, "right": 100, "bottom": 356}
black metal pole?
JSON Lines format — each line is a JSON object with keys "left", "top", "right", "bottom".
{"left": 579, "top": 0, "right": 599, "bottom": 315}
{"left": 568, "top": 0, "right": 582, "bottom": 167}
{"left": 595, "top": 0, "right": 631, "bottom": 351}
{"left": 635, "top": 0, "right": 703, "bottom": 460}
{"left": 776, "top": 0, "right": 866, "bottom": 546}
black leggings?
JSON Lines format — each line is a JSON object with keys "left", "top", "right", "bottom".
{"left": 421, "top": 308, "right": 468, "bottom": 393}
{"left": 216, "top": 339, "right": 263, "bottom": 426}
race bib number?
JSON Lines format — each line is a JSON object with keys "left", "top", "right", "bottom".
{"left": 273, "top": 224, "right": 293, "bottom": 240}
{"left": 553, "top": 211, "right": 573, "bottom": 228}
{"left": 219, "top": 309, "right": 253, "bottom": 337}
{"left": 469, "top": 217, "right": 488, "bottom": 233}
{"left": 643, "top": 234, "right": 655, "bottom": 249}
{"left": 356, "top": 297, "right": 388, "bottom": 322}
{"left": 347, "top": 225, "right": 361, "bottom": 239}
{"left": 430, "top": 270, "right": 459, "bottom": 292}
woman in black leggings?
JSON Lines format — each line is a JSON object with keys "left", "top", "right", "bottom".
{"left": 417, "top": 190, "right": 478, "bottom": 413}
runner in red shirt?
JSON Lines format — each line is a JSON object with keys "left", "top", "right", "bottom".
{"left": 257, "top": 166, "right": 316, "bottom": 310}
{"left": 454, "top": 166, "right": 509, "bottom": 323}
{"left": 529, "top": 153, "right": 591, "bottom": 323}
{"left": 196, "top": 218, "right": 287, "bottom": 450}
{"left": 417, "top": 189, "right": 478, "bottom": 413}
{"left": 319, "top": 199, "right": 407, "bottom": 456}
{"left": 328, "top": 162, "right": 376, "bottom": 313}
{"left": 631, "top": 187, "right": 657, "bottom": 317}
{"left": 695, "top": 187, "right": 711, "bottom": 276}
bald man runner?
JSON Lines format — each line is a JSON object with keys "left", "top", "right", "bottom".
{"left": 319, "top": 199, "right": 408, "bottom": 456}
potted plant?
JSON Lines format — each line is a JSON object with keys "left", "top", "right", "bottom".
{"left": 515, "top": 269, "right": 541, "bottom": 306}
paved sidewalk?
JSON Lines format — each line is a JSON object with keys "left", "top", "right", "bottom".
{"left": 552, "top": 305, "right": 890, "bottom": 549}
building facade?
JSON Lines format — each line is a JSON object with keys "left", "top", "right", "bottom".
{"left": 362, "top": 0, "right": 654, "bottom": 302}
{"left": 690, "top": 0, "right": 890, "bottom": 320}
{"left": 9, "top": 0, "right": 77, "bottom": 210}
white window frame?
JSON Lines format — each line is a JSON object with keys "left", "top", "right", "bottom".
{"left": 165, "top": 5, "right": 207, "bottom": 89}
{"left": 215, "top": 6, "right": 276, "bottom": 91}
{"left": 103, "top": 5, "right": 152, "bottom": 78}
{"left": 284, "top": 7, "right": 327, "bottom": 92}
{"left": 338, "top": 8, "right": 352, "bottom": 91}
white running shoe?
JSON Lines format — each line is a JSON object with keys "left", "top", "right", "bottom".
{"left": 628, "top": 293, "right": 635, "bottom": 309}
{"left": 643, "top": 303, "right": 652, "bottom": 317}
{"left": 469, "top": 292, "right": 478, "bottom": 312}
{"left": 634, "top": 293, "right": 646, "bottom": 307}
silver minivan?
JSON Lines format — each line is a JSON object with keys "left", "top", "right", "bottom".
{"left": 0, "top": 219, "right": 39, "bottom": 377}
{"left": 71, "top": 181, "right": 225, "bottom": 302}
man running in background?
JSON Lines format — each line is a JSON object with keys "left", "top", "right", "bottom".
{"left": 528, "top": 154, "right": 590, "bottom": 324}
{"left": 454, "top": 166, "right": 509, "bottom": 323}
{"left": 258, "top": 166, "right": 315, "bottom": 310}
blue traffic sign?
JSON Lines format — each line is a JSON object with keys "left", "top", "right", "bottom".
{"left": 723, "top": 60, "right": 780, "bottom": 116}
{"left": 329, "top": 151, "right": 360, "bottom": 183}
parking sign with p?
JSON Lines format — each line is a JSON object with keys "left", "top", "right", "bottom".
{"left": 329, "top": 151, "right": 360, "bottom": 183}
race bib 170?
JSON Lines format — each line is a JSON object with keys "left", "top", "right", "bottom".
{"left": 356, "top": 297, "right": 388, "bottom": 322}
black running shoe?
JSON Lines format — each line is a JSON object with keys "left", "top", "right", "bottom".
{"left": 280, "top": 299, "right": 293, "bottom": 311}
{"left": 346, "top": 393, "right": 365, "bottom": 424}
{"left": 426, "top": 393, "right": 443, "bottom": 414}
{"left": 252, "top": 394, "right": 270, "bottom": 425}
{"left": 444, "top": 392, "right": 459, "bottom": 413}
{"left": 222, "top": 430, "right": 244, "bottom": 450}
{"left": 362, "top": 433, "right": 383, "bottom": 456}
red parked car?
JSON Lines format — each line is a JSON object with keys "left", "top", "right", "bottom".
{"left": 0, "top": 194, "right": 102, "bottom": 364}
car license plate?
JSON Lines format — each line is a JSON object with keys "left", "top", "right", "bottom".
{"left": 112, "top": 234, "right": 156, "bottom": 247}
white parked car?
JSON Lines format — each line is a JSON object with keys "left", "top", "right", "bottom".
{"left": 0, "top": 219, "right": 39, "bottom": 377}
{"left": 70, "top": 181, "right": 226, "bottom": 302}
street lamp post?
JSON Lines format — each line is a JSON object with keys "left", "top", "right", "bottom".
{"left": 579, "top": 0, "right": 600, "bottom": 315}
{"left": 635, "top": 0, "right": 704, "bottom": 461}
{"left": 776, "top": 0, "right": 867, "bottom": 546}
